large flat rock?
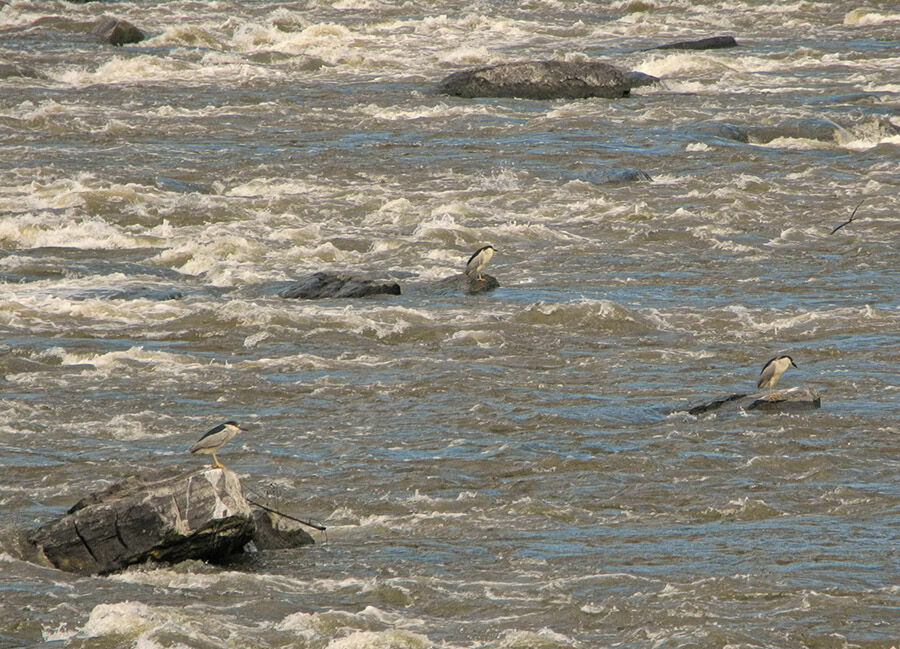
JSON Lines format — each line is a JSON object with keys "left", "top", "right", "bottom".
{"left": 279, "top": 271, "right": 401, "bottom": 299}
{"left": 651, "top": 35, "right": 738, "bottom": 51}
{"left": 28, "top": 467, "right": 255, "bottom": 574}
{"left": 687, "top": 386, "right": 821, "bottom": 416}
{"left": 439, "top": 60, "right": 658, "bottom": 100}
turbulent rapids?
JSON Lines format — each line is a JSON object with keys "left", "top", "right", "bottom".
{"left": 1, "top": 0, "right": 898, "bottom": 648}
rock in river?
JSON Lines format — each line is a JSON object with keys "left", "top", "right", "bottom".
{"left": 650, "top": 35, "right": 738, "bottom": 51}
{"left": 28, "top": 467, "right": 256, "bottom": 574}
{"left": 439, "top": 60, "right": 658, "bottom": 100}
{"left": 251, "top": 509, "right": 315, "bottom": 550}
{"left": 433, "top": 272, "right": 499, "bottom": 295}
{"left": 90, "top": 17, "right": 146, "bottom": 46}
{"left": 279, "top": 271, "right": 401, "bottom": 299}
{"left": 686, "top": 386, "right": 821, "bottom": 416}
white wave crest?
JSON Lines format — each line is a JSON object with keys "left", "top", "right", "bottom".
{"left": 0, "top": 213, "right": 136, "bottom": 248}
{"left": 844, "top": 8, "right": 900, "bottom": 26}
{"left": 495, "top": 628, "right": 577, "bottom": 648}
{"left": 58, "top": 346, "right": 205, "bottom": 372}
{"left": 325, "top": 629, "right": 431, "bottom": 649}
{"left": 81, "top": 601, "right": 162, "bottom": 638}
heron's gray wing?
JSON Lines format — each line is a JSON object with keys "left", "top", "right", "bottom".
{"left": 757, "top": 361, "right": 775, "bottom": 388}
{"left": 189, "top": 423, "right": 228, "bottom": 452}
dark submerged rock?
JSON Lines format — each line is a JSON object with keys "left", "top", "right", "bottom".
{"left": 28, "top": 467, "right": 255, "bottom": 575}
{"left": 698, "top": 117, "right": 900, "bottom": 150}
{"left": 651, "top": 36, "right": 738, "bottom": 51}
{"left": 68, "top": 284, "right": 185, "bottom": 301}
{"left": 439, "top": 60, "right": 658, "bottom": 100}
{"left": 279, "top": 271, "right": 401, "bottom": 299}
{"left": 623, "top": 70, "right": 660, "bottom": 88}
{"left": 564, "top": 167, "right": 653, "bottom": 185}
{"left": 90, "top": 17, "right": 146, "bottom": 46}
{"left": 154, "top": 176, "right": 210, "bottom": 194}
{"left": 0, "top": 61, "right": 47, "bottom": 80}
{"left": 433, "top": 272, "right": 499, "bottom": 295}
{"left": 687, "top": 386, "right": 821, "bottom": 416}
{"left": 702, "top": 118, "right": 844, "bottom": 145}
{"left": 251, "top": 510, "right": 315, "bottom": 550}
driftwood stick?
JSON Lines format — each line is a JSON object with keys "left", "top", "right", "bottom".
{"left": 830, "top": 198, "right": 865, "bottom": 234}
{"left": 246, "top": 498, "right": 327, "bottom": 531}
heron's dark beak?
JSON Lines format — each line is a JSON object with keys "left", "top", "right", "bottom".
{"left": 791, "top": 360, "right": 798, "bottom": 368}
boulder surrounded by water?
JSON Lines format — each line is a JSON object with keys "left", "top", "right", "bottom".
{"left": 687, "top": 386, "right": 821, "bottom": 416}
{"left": 701, "top": 118, "right": 847, "bottom": 145}
{"left": 433, "top": 272, "right": 499, "bottom": 294}
{"left": 439, "top": 60, "right": 658, "bottom": 100}
{"left": 28, "top": 467, "right": 257, "bottom": 574}
{"left": 279, "top": 272, "right": 401, "bottom": 299}
{"left": 650, "top": 35, "right": 738, "bottom": 51}
{"left": 90, "top": 17, "right": 146, "bottom": 46}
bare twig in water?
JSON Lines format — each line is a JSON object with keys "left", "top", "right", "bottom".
{"left": 830, "top": 198, "right": 865, "bottom": 234}
{"left": 247, "top": 497, "right": 327, "bottom": 531}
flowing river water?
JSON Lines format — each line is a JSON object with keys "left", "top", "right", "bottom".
{"left": 1, "top": 1, "right": 898, "bottom": 648}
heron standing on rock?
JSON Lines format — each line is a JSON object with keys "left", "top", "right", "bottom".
{"left": 189, "top": 421, "right": 241, "bottom": 469}
{"left": 757, "top": 356, "right": 798, "bottom": 400}
{"left": 465, "top": 245, "right": 496, "bottom": 281}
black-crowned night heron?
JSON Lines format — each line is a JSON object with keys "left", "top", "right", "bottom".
{"left": 465, "top": 244, "right": 495, "bottom": 281}
{"left": 189, "top": 421, "right": 241, "bottom": 469}
{"left": 757, "top": 355, "right": 798, "bottom": 400}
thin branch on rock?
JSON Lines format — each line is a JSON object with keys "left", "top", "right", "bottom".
{"left": 830, "top": 198, "right": 865, "bottom": 234}
{"left": 246, "top": 498, "right": 327, "bottom": 531}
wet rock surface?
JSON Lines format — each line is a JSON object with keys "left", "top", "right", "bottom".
{"left": 432, "top": 273, "right": 499, "bottom": 295}
{"left": 279, "top": 272, "right": 402, "bottom": 299}
{"left": 28, "top": 468, "right": 256, "bottom": 574}
{"left": 251, "top": 510, "right": 316, "bottom": 550}
{"left": 90, "top": 17, "right": 145, "bottom": 46}
{"left": 687, "top": 386, "right": 822, "bottom": 416}
{"left": 439, "top": 60, "right": 658, "bottom": 100}
{"left": 650, "top": 35, "right": 738, "bottom": 51}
